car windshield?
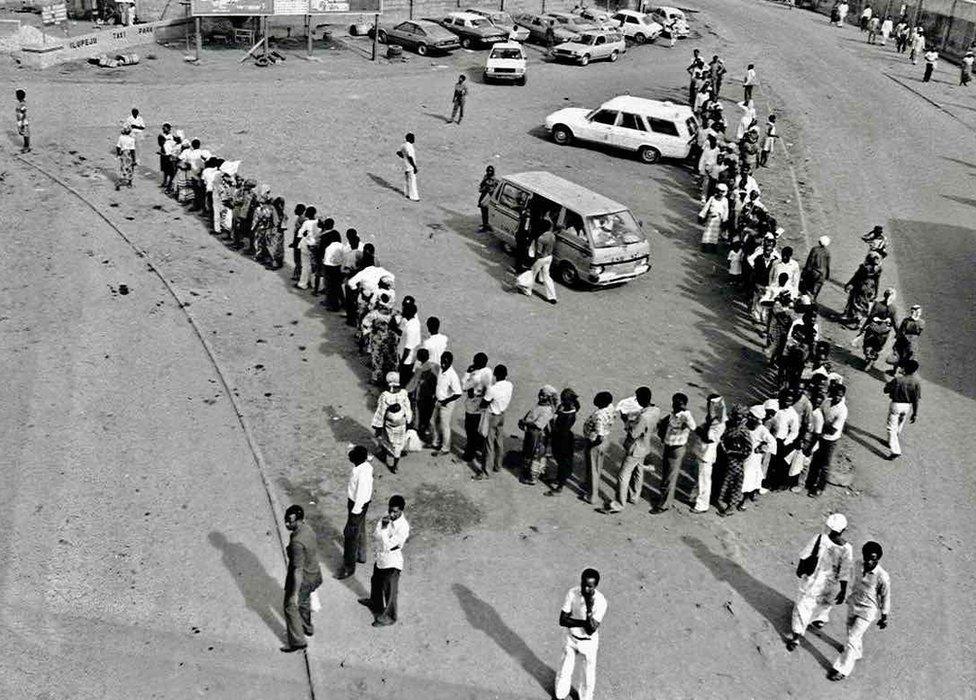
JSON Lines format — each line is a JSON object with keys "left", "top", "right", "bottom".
{"left": 492, "top": 12, "right": 512, "bottom": 23}
{"left": 470, "top": 18, "right": 490, "bottom": 27}
{"left": 586, "top": 211, "right": 644, "bottom": 248}
{"left": 492, "top": 47, "right": 522, "bottom": 59}
{"left": 642, "top": 13, "right": 656, "bottom": 23}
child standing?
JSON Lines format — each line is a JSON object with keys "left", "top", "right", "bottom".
{"left": 759, "top": 114, "right": 778, "bottom": 167}
{"left": 727, "top": 239, "right": 744, "bottom": 288}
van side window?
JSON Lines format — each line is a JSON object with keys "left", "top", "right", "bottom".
{"left": 563, "top": 209, "right": 586, "bottom": 240}
{"left": 498, "top": 184, "right": 526, "bottom": 211}
{"left": 619, "top": 113, "right": 646, "bottom": 131}
{"left": 648, "top": 118, "right": 680, "bottom": 136}
{"left": 590, "top": 109, "right": 619, "bottom": 125}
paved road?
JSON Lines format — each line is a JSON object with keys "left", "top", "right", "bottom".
{"left": 1, "top": 0, "right": 974, "bottom": 697}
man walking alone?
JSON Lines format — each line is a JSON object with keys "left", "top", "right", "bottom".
{"left": 450, "top": 75, "right": 468, "bottom": 124}
{"left": 397, "top": 132, "right": 419, "bottom": 202}
{"left": 883, "top": 359, "right": 920, "bottom": 459}
{"left": 554, "top": 568, "right": 607, "bottom": 700}
{"left": 281, "top": 505, "right": 323, "bottom": 652}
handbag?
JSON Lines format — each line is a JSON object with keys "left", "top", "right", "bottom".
{"left": 796, "top": 534, "right": 822, "bottom": 577}
{"left": 404, "top": 429, "right": 422, "bottom": 453}
{"left": 477, "top": 409, "right": 491, "bottom": 437}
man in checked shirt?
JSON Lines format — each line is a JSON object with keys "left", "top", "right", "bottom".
{"left": 828, "top": 541, "right": 891, "bottom": 681}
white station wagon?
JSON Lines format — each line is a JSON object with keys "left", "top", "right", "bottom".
{"left": 551, "top": 29, "right": 626, "bottom": 65}
{"left": 544, "top": 96, "right": 698, "bottom": 163}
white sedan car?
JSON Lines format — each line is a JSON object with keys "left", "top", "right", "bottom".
{"left": 551, "top": 30, "right": 626, "bottom": 65}
{"left": 609, "top": 10, "right": 663, "bottom": 44}
{"left": 483, "top": 41, "right": 527, "bottom": 84}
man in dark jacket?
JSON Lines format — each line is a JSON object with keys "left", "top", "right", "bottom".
{"left": 800, "top": 236, "right": 832, "bottom": 300}
{"left": 282, "top": 504, "right": 323, "bottom": 652}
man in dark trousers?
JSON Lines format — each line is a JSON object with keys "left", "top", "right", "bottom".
{"left": 883, "top": 359, "right": 920, "bottom": 459}
{"left": 450, "top": 74, "right": 468, "bottom": 124}
{"left": 800, "top": 235, "right": 831, "bottom": 300}
{"left": 281, "top": 504, "right": 322, "bottom": 652}
{"left": 336, "top": 445, "right": 373, "bottom": 580}
{"left": 359, "top": 495, "right": 410, "bottom": 627}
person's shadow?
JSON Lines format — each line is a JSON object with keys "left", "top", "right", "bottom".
{"left": 208, "top": 531, "right": 287, "bottom": 643}
{"left": 452, "top": 583, "right": 555, "bottom": 692}
{"left": 681, "top": 535, "right": 840, "bottom": 669}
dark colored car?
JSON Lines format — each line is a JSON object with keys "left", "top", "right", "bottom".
{"left": 437, "top": 11, "right": 509, "bottom": 48}
{"left": 374, "top": 19, "right": 460, "bottom": 55}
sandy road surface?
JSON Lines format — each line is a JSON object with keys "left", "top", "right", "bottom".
{"left": 1, "top": 0, "right": 974, "bottom": 697}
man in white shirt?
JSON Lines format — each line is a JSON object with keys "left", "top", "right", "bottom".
{"left": 397, "top": 305, "right": 422, "bottom": 385}
{"left": 767, "top": 390, "right": 800, "bottom": 488}
{"left": 652, "top": 392, "right": 697, "bottom": 514}
{"left": 359, "top": 495, "right": 410, "bottom": 627}
{"left": 397, "top": 132, "right": 419, "bottom": 201}
{"left": 477, "top": 364, "right": 513, "bottom": 478}
{"left": 829, "top": 540, "right": 891, "bottom": 681}
{"left": 432, "top": 351, "right": 462, "bottom": 455}
{"left": 771, "top": 246, "right": 801, "bottom": 296}
{"left": 421, "top": 316, "right": 449, "bottom": 366}
{"left": 337, "top": 445, "right": 373, "bottom": 580}
{"left": 554, "top": 568, "right": 608, "bottom": 700}
{"left": 806, "top": 383, "right": 847, "bottom": 497}
{"left": 742, "top": 64, "right": 756, "bottom": 103}
{"left": 461, "top": 353, "right": 493, "bottom": 463}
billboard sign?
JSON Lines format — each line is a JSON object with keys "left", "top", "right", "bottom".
{"left": 191, "top": 0, "right": 377, "bottom": 14}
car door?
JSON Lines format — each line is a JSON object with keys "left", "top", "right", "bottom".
{"left": 609, "top": 111, "right": 647, "bottom": 151}
{"left": 396, "top": 22, "right": 417, "bottom": 48}
{"left": 488, "top": 182, "right": 528, "bottom": 247}
{"left": 580, "top": 108, "right": 618, "bottom": 144}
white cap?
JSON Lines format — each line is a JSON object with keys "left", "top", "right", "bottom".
{"left": 819, "top": 235, "right": 831, "bottom": 246}
{"left": 826, "top": 513, "right": 848, "bottom": 532}
{"left": 763, "top": 398, "right": 779, "bottom": 412}
{"left": 749, "top": 405, "right": 765, "bottom": 419}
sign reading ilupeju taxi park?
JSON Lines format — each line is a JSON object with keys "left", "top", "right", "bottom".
{"left": 191, "top": 0, "right": 380, "bottom": 15}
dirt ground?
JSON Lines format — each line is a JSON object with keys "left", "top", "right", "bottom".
{"left": 1, "top": 0, "right": 974, "bottom": 698}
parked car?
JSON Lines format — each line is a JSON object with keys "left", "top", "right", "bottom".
{"left": 544, "top": 95, "right": 698, "bottom": 164}
{"left": 374, "top": 19, "right": 460, "bottom": 55}
{"left": 484, "top": 41, "right": 527, "bottom": 84}
{"left": 572, "top": 7, "right": 621, "bottom": 29}
{"left": 486, "top": 171, "right": 651, "bottom": 287}
{"left": 609, "top": 10, "right": 663, "bottom": 44}
{"left": 551, "top": 29, "right": 626, "bottom": 66}
{"left": 465, "top": 8, "right": 530, "bottom": 42}
{"left": 513, "top": 12, "right": 580, "bottom": 44}
{"left": 545, "top": 11, "right": 601, "bottom": 35}
{"left": 649, "top": 6, "right": 690, "bottom": 37}
{"left": 437, "top": 11, "right": 509, "bottom": 48}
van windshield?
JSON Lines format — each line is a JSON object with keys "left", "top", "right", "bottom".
{"left": 586, "top": 210, "right": 644, "bottom": 248}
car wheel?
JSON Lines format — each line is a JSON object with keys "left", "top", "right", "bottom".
{"left": 609, "top": 49, "right": 618, "bottom": 62}
{"left": 377, "top": 30, "right": 387, "bottom": 44}
{"left": 417, "top": 43, "right": 428, "bottom": 55}
{"left": 517, "top": 75, "right": 527, "bottom": 86}
{"left": 461, "top": 37, "right": 472, "bottom": 49}
{"left": 638, "top": 146, "right": 661, "bottom": 164}
{"left": 558, "top": 262, "right": 580, "bottom": 287}
{"left": 633, "top": 32, "right": 646, "bottom": 44}
{"left": 580, "top": 53, "right": 590, "bottom": 66}
{"left": 552, "top": 125, "right": 573, "bottom": 145}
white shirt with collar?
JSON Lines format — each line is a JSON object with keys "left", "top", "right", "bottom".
{"left": 483, "top": 379, "right": 513, "bottom": 415}
{"left": 435, "top": 365, "right": 462, "bottom": 402}
{"left": 347, "top": 460, "right": 374, "bottom": 514}
{"left": 373, "top": 515, "right": 410, "bottom": 570}
{"left": 561, "top": 586, "right": 608, "bottom": 642}
{"left": 323, "top": 241, "right": 345, "bottom": 267}
{"left": 422, "top": 333, "right": 449, "bottom": 365}
{"left": 397, "top": 316, "right": 422, "bottom": 365}
{"left": 820, "top": 398, "right": 848, "bottom": 442}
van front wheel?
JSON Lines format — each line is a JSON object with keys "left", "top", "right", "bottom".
{"left": 638, "top": 146, "right": 661, "bottom": 164}
{"left": 552, "top": 125, "right": 573, "bottom": 145}
{"left": 558, "top": 262, "right": 580, "bottom": 287}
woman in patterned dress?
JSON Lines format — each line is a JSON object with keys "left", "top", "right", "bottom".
{"left": 715, "top": 405, "right": 753, "bottom": 516}
{"left": 268, "top": 196, "right": 287, "bottom": 270}
{"left": 698, "top": 182, "right": 729, "bottom": 252}
{"left": 115, "top": 126, "right": 136, "bottom": 190}
{"left": 250, "top": 190, "right": 279, "bottom": 267}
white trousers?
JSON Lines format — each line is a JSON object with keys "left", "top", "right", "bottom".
{"left": 297, "top": 248, "right": 313, "bottom": 289}
{"left": 516, "top": 255, "right": 556, "bottom": 301}
{"left": 832, "top": 614, "right": 872, "bottom": 676}
{"left": 554, "top": 635, "right": 598, "bottom": 700}
{"left": 693, "top": 455, "right": 716, "bottom": 511}
{"left": 404, "top": 170, "right": 419, "bottom": 201}
{"left": 432, "top": 400, "right": 455, "bottom": 451}
{"left": 791, "top": 594, "right": 833, "bottom": 635}
{"left": 887, "top": 401, "right": 910, "bottom": 455}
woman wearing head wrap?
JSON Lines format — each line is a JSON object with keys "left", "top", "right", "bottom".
{"left": 251, "top": 188, "right": 280, "bottom": 267}
{"left": 887, "top": 304, "right": 924, "bottom": 374}
{"left": 360, "top": 293, "right": 397, "bottom": 384}
{"left": 547, "top": 388, "right": 581, "bottom": 495}
{"left": 841, "top": 252, "right": 884, "bottom": 328}
{"left": 371, "top": 373, "right": 413, "bottom": 473}
{"left": 692, "top": 394, "right": 726, "bottom": 513}
{"left": 715, "top": 404, "right": 752, "bottom": 516}
{"left": 858, "top": 288, "right": 898, "bottom": 369}
{"left": 115, "top": 126, "right": 136, "bottom": 190}
{"left": 698, "top": 182, "right": 729, "bottom": 252}
{"left": 518, "top": 386, "right": 558, "bottom": 485}
{"left": 786, "top": 513, "right": 854, "bottom": 651}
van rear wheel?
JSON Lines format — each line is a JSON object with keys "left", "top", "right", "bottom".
{"left": 638, "top": 146, "right": 661, "bottom": 164}
{"left": 552, "top": 125, "right": 573, "bottom": 145}
{"left": 558, "top": 262, "right": 580, "bottom": 287}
